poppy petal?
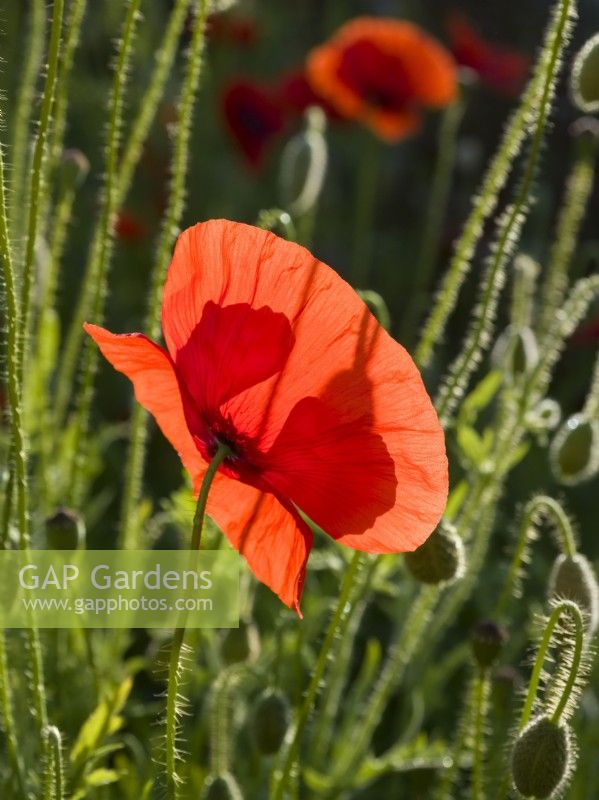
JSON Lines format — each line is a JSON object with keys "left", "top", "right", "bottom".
{"left": 206, "top": 474, "right": 312, "bottom": 614}
{"left": 83, "top": 323, "right": 204, "bottom": 481}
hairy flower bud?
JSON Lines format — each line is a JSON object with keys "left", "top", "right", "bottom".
{"left": 511, "top": 716, "right": 573, "bottom": 799}
{"left": 279, "top": 106, "right": 328, "bottom": 217}
{"left": 492, "top": 325, "right": 539, "bottom": 379}
{"left": 550, "top": 413, "right": 599, "bottom": 485}
{"left": 571, "top": 33, "right": 599, "bottom": 114}
{"left": 404, "top": 521, "right": 464, "bottom": 585}
{"left": 471, "top": 620, "right": 508, "bottom": 668}
{"left": 221, "top": 620, "right": 260, "bottom": 665}
{"left": 526, "top": 398, "right": 562, "bottom": 434}
{"left": 548, "top": 553, "right": 599, "bottom": 633}
{"left": 202, "top": 773, "right": 243, "bottom": 800}
{"left": 44, "top": 507, "right": 85, "bottom": 550}
{"left": 251, "top": 688, "right": 290, "bottom": 754}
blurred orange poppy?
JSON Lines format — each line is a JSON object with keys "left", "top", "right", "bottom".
{"left": 307, "top": 17, "right": 457, "bottom": 142}
{"left": 85, "top": 221, "right": 447, "bottom": 613}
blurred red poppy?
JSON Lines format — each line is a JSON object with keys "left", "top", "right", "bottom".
{"left": 222, "top": 81, "right": 285, "bottom": 168}
{"left": 448, "top": 13, "right": 529, "bottom": 97}
{"left": 207, "top": 13, "right": 258, "bottom": 47}
{"left": 572, "top": 315, "right": 599, "bottom": 345}
{"left": 275, "top": 69, "right": 345, "bottom": 121}
{"left": 114, "top": 211, "right": 146, "bottom": 242}
{"left": 307, "top": 17, "right": 457, "bottom": 142}
{"left": 85, "top": 220, "right": 447, "bottom": 613}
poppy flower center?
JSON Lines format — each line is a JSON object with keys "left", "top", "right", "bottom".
{"left": 336, "top": 38, "right": 415, "bottom": 111}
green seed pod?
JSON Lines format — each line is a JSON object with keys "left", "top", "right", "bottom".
{"left": 44, "top": 507, "right": 85, "bottom": 550}
{"left": 404, "top": 521, "right": 465, "bottom": 585}
{"left": 548, "top": 553, "right": 599, "bottom": 633}
{"left": 471, "top": 620, "right": 508, "bottom": 668}
{"left": 571, "top": 33, "right": 599, "bottom": 114}
{"left": 201, "top": 772, "right": 243, "bottom": 800}
{"left": 511, "top": 716, "right": 573, "bottom": 799}
{"left": 492, "top": 325, "right": 539, "bottom": 379}
{"left": 251, "top": 688, "right": 290, "bottom": 755}
{"left": 550, "top": 413, "right": 599, "bottom": 485}
{"left": 221, "top": 620, "right": 260, "bottom": 665}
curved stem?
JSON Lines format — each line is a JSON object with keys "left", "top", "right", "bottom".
{"left": 164, "top": 442, "right": 230, "bottom": 799}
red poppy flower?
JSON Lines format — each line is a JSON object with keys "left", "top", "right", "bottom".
{"left": 306, "top": 18, "right": 457, "bottom": 142}
{"left": 207, "top": 13, "right": 258, "bottom": 47}
{"left": 275, "top": 69, "right": 345, "bottom": 122}
{"left": 84, "top": 220, "right": 447, "bottom": 613}
{"left": 222, "top": 81, "right": 285, "bottom": 168}
{"left": 448, "top": 13, "right": 529, "bottom": 97}
{"left": 114, "top": 211, "right": 146, "bottom": 242}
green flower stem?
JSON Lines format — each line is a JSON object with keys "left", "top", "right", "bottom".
{"left": 164, "top": 442, "right": 230, "bottom": 800}
{"left": 510, "top": 255, "right": 539, "bottom": 328}
{"left": 471, "top": 667, "right": 490, "bottom": 800}
{"left": 9, "top": 0, "right": 45, "bottom": 245}
{"left": 583, "top": 350, "right": 599, "bottom": 419}
{"left": 401, "top": 98, "right": 465, "bottom": 346}
{"left": 66, "top": 0, "right": 142, "bottom": 506}
{"left": 495, "top": 496, "right": 577, "bottom": 620}
{"left": 415, "top": 0, "right": 573, "bottom": 369}
{"left": 121, "top": 0, "right": 209, "bottom": 550}
{"left": 54, "top": 0, "right": 193, "bottom": 427}
{"left": 351, "top": 130, "right": 381, "bottom": 288}
{"left": 537, "top": 140, "right": 596, "bottom": 345}
{"left": 434, "top": 0, "right": 573, "bottom": 429}
{"left": 518, "top": 601, "right": 584, "bottom": 730}
{"left": 43, "top": 725, "right": 64, "bottom": 800}
{"left": 18, "top": 0, "right": 64, "bottom": 373}
{"left": 0, "top": 631, "right": 27, "bottom": 798}
{"left": 271, "top": 551, "right": 368, "bottom": 800}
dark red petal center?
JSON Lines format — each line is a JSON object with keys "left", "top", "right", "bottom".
{"left": 336, "top": 38, "right": 415, "bottom": 110}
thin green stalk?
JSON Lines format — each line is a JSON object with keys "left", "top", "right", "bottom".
{"left": 435, "top": 0, "right": 574, "bottom": 428}
{"left": 164, "top": 442, "right": 230, "bottom": 800}
{"left": 583, "top": 350, "right": 599, "bottom": 419}
{"left": 66, "top": 0, "right": 142, "bottom": 506}
{"left": 121, "top": 0, "right": 209, "bottom": 550}
{"left": 401, "top": 98, "right": 464, "bottom": 346}
{"left": 537, "top": 139, "right": 596, "bottom": 343}
{"left": 18, "top": 0, "right": 64, "bottom": 373}
{"left": 54, "top": 0, "right": 193, "bottom": 425}
{"left": 351, "top": 130, "right": 380, "bottom": 287}
{"left": 9, "top": 0, "right": 45, "bottom": 245}
{"left": 510, "top": 254, "right": 539, "bottom": 328}
{"left": 0, "top": 631, "right": 27, "bottom": 798}
{"left": 271, "top": 551, "right": 367, "bottom": 800}
{"left": 472, "top": 668, "right": 490, "bottom": 800}
{"left": 43, "top": 725, "right": 65, "bottom": 800}
{"left": 415, "top": 0, "right": 574, "bottom": 369}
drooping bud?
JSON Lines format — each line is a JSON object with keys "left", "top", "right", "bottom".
{"left": 221, "top": 620, "right": 260, "bottom": 665}
{"left": 251, "top": 688, "right": 290, "bottom": 755}
{"left": 491, "top": 325, "right": 539, "bottom": 379}
{"left": 279, "top": 106, "right": 328, "bottom": 218}
{"left": 526, "top": 398, "right": 562, "bottom": 434}
{"left": 59, "top": 149, "right": 90, "bottom": 189}
{"left": 471, "top": 620, "right": 508, "bottom": 669}
{"left": 570, "top": 33, "right": 599, "bottom": 114}
{"left": 550, "top": 413, "right": 599, "bottom": 485}
{"left": 548, "top": 553, "right": 599, "bottom": 633}
{"left": 511, "top": 716, "right": 573, "bottom": 799}
{"left": 44, "top": 507, "right": 85, "bottom": 550}
{"left": 201, "top": 772, "right": 244, "bottom": 800}
{"left": 404, "top": 521, "right": 465, "bottom": 586}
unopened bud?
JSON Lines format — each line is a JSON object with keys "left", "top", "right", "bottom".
{"left": 221, "top": 620, "right": 260, "bottom": 665}
{"left": 471, "top": 620, "right": 508, "bottom": 668}
{"left": 548, "top": 553, "right": 599, "bottom": 633}
{"left": 202, "top": 773, "right": 243, "bottom": 800}
{"left": 550, "top": 413, "right": 599, "bottom": 485}
{"left": 251, "top": 688, "right": 289, "bottom": 755}
{"left": 571, "top": 33, "right": 599, "bottom": 114}
{"left": 45, "top": 507, "right": 85, "bottom": 550}
{"left": 404, "top": 521, "right": 465, "bottom": 585}
{"left": 492, "top": 325, "right": 539, "bottom": 379}
{"left": 59, "top": 149, "right": 90, "bottom": 188}
{"left": 279, "top": 106, "right": 328, "bottom": 217}
{"left": 511, "top": 716, "right": 573, "bottom": 799}
{"left": 526, "top": 398, "right": 562, "bottom": 434}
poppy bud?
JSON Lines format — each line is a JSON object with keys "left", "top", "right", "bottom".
{"left": 221, "top": 620, "right": 260, "bottom": 665}
{"left": 404, "top": 521, "right": 464, "bottom": 585}
{"left": 492, "top": 325, "right": 539, "bottom": 379}
{"left": 44, "top": 507, "right": 85, "bottom": 550}
{"left": 471, "top": 620, "right": 508, "bottom": 668}
{"left": 59, "top": 149, "right": 90, "bottom": 188}
{"left": 526, "top": 398, "right": 562, "bottom": 434}
{"left": 571, "top": 33, "right": 599, "bottom": 114}
{"left": 251, "top": 688, "right": 289, "bottom": 755}
{"left": 550, "top": 413, "right": 599, "bottom": 485}
{"left": 548, "top": 553, "right": 599, "bottom": 633}
{"left": 511, "top": 716, "right": 573, "bottom": 799}
{"left": 279, "top": 106, "right": 328, "bottom": 217}
{"left": 201, "top": 773, "right": 243, "bottom": 800}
